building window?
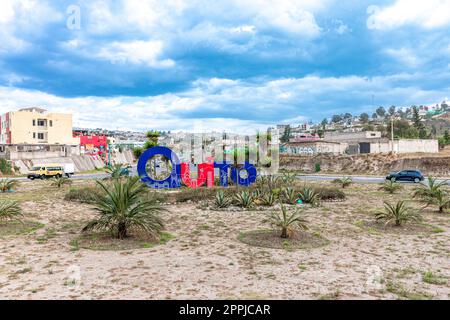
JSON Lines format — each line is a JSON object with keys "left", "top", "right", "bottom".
{"left": 33, "top": 133, "right": 36, "bottom": 139}
{"left": 38, "top": 133, "right": 44, "bottom": 140}
{"left": 37, "top": 120, "right": 46, "bottom": 126}
{"left": 33, "top": 120, "right": 36, "bottom": 126}
{"left": 49, "top": 120, "right": 53, "bottom": 127}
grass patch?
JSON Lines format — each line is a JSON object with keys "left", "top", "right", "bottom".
{"left": 72, "top": 231, "right": 175, "bottom": 251}
{"left": 386, "top": 280, "right": 433, "bottom": 300}
{"left": 238, "top": 229, "right": 329, "bottom": 250}
{"left": 422, "top": 271, "right": 448, "bottom": 285}
{"left": 64, "top": 186, "right": 102, "bottom": 204}
{"left": 0, "top": 220, "right": 44, "bottom": 236}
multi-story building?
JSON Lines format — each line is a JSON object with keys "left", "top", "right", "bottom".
{"left": 0, "top": 107, "right": 79, "bottom": 145}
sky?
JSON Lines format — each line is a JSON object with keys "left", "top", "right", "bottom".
{"left": 0, "top": 0, "right": 450, "bottom": 132}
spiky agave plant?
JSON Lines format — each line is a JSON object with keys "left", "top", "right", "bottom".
{"left": 106, "top": 164, "right": 128, "bottom": 179}
{"left": 50, "top": 176, "right": 72, "bottom": 189}
{"left": 269, "top": 204, "right": 308, "bottom": 238}
{"left": 375, "top": 200, "right": 422, "bottom": 227}
{"left": 261, "top": 191, "right": 276, "bottom": 206}
{"left": 214, "top": 190, "right": 231, "bottom": 208}
{"left": 282, "top": 187, "right": 298, "bottom": 205}
{"left": 82, "top": 177, "right": 165, "bottom": 239}
{"left": 0, "top": 179, "right": 19, "bottom": 193}
{"left": 379, "top": 180, "right": 403, "bottom": 194}
{"left": 252, "top": 188, "right": 263, "bottom": 201}
{"left": 233, "top": 190, "right": 255, "bottom": 208}
{"left": 281, "top": 171, "right": 297, "bottom": 184}
{"left": 333, "top": 177, "right": 353, "bottom": 189}
{"left": 256, "top": 175, "right": 281, "bottom": 191}
{"left": 298, "top": 187, "right": 320, "bottom": 205}
{"left": 412, "top": 176, "right": 448, "bottom": 206}
{"left": 0, "top": 200, "right": 23, "bottom": 222}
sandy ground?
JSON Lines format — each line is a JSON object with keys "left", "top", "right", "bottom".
{"left": 0, "top": 180, "right": 449, "bottom": 300}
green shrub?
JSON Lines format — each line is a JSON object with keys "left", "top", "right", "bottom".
{"left": 314, "top": 187, "right": 346, "bottom": 201}
{"left": 314, "top": 163, "right": 321, "bottom": 172}
{"left": 64, "top": 186, "right": 102, "bottom": 204}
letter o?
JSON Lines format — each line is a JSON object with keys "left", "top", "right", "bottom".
{"left": 137, "top": 146, "right": 181, "bottom": 189}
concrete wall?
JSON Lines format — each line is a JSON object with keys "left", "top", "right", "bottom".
{"left": 324, "top": 131, "right": 381, "bottom": 142}
{"left": 370, "top": 139, "right": 439, "bottom": 154}
{"left": 12, "top": 149, "right": 135, "bottom": 173}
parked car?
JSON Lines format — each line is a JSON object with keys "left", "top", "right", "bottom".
{"left": 28, "top": 163, "right": 75, "bottom": 180}
{"left": 385, "top": 170, "right": 424, "bottom": 183}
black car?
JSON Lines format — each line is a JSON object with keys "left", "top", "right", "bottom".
{"left": 386, "top": 170, "right": 424, "bottom": 183}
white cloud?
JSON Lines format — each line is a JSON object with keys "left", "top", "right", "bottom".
{"left": 96, "top": 40, "right": 175, "bottom": 68}
{"left": 0, "top": 0, "right": 62, "bottom": 53}
{"left": 367, "top": 0, "right": 450, "bottom": 30}
{"left": 2, "top": 72, "right": 450, "bottom": 132}
{"left": 384, "top": 47, "right": 420, "bottom": 67}
{"left": 0, "top": 0, "right": 15, "bottom": 23}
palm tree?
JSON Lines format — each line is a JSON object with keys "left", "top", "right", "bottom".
{"left": 412, "top": 176, "right": 448, "bottom": 206}
{"left": 375, "top": 200, "right": 422, "bottom": 227}
{"left": 333, "top": 177, "right": 353, "bottom": 189}
{"left": 0, "top": 200, "right": 23, "bottom": 221}
{"left": 82, "top": 177, "right": 165, "bottom": 239}
{"left": 0, "top": 179, "right": 19, "bottom": 193}
{"left": 432, "top": 190, "right": 450, "bottom": 213}
{"left": 379, "top": 180, "right": 403, "bottom": 194}
{"left": 50, "top": 176, "right": 72, "bottom": 189}
{"left": 269, "top": 204, "right": 308, "bottom": 238}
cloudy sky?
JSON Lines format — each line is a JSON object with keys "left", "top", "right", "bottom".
{"left": 1, "top": 0, "right": 450, "bottom": 132}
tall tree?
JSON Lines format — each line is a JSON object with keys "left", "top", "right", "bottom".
{"left": 359, "top": 113, "right": 369, "bottom": 123}
{"left": 280, "top": 125, "right": 291, "bottom": 143}
{"left": 411, "top": 106, "right": 425, "bottom": 133}
{"left": 376, "top": 106, "right": 386, "bottom": 118}
{"left": 388, "top": 106, "right": 396, "bottom": 116}
{"left": 332, "top": 114, "right": 343, "bottom": 123}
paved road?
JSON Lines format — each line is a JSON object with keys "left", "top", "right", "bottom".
{"left": 6, "top": 169, "right": 449, "bottom": 185}
{"left": 297, "top": 174, "right": 450, "bottom": 185}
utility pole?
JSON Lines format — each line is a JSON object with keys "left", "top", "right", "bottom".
{"left": 391, "top": 116, "right": 394, "bottom": 153}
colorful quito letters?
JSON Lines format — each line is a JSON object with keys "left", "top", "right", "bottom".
{"left": 137, "top": 146, "right": 257, "bottom": 189}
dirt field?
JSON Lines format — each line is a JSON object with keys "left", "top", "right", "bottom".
{"left": 0, "top": 180, "right": 449, "bottom": 300}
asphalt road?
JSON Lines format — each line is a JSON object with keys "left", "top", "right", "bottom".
{"left": 297, "top": 174, "right": 449, "bottom": 185}
{"left": 6, "top": 169, "right": 449, "bottom": 185}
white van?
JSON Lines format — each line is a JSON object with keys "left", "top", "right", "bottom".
{"left": 63, "top": 164, "right": 75, "bottom": 178}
